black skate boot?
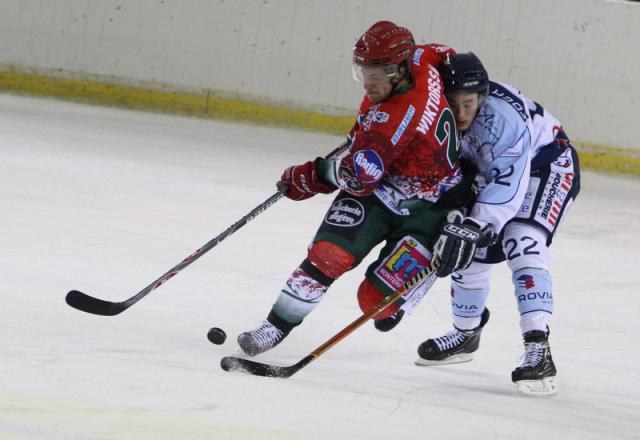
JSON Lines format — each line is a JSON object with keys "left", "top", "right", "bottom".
{"left": 415, "top": 308, "right": 490, "bottom": 366}
{"left": 237, "top": 311, "right": 296, "bottom": 357}
{"left": 374, "top": 310, "right": 405, "bottom": 332}
{"left": 511, "top": 330, "right": 558, "bottom": 396}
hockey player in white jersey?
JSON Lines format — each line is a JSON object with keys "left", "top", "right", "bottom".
{"left": 414, "top": 53, "right": 581, "bottom": 396}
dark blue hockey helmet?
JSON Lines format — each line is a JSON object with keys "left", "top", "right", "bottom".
{"left": 440, "top": 52, "right": 489, "bottom": 95}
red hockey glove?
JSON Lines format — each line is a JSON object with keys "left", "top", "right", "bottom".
{"left": 279, "top": 158, "right": 335, "bottom": 201}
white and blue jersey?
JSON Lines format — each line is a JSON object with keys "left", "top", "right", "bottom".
{"left": 460, "top": 81, "right": 534, "bottom": 236}
{"left": 461, "top": 80, "right": 580, "bottom": 254}
{"left": 444, "top": 82, "right": 580, "bottom": 337}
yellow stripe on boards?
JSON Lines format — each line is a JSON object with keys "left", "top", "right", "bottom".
{"left": 0, "top": 70, "right": 353, "bottom": 136}
{"left": 572, "top": 142, "right": 640, "bottom": 177}
{"left": 1, "top": 69, "right": 637, "bottom": 177}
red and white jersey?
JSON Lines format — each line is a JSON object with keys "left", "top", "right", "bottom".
{"left": 335, "top": 44, "right": 461, "bottom": 207}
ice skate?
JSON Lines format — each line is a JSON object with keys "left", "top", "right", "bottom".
{"left": 512, "top": 330, "right": 558, "bottom": 397}
{"left": 374, "top": 310, "right": 405, "bottom": 332}
{"left": 238, "top": 320, "right": 289, "bottom": 356}
{"left": 415, "top": 308, "right": 490, "bottom": 366}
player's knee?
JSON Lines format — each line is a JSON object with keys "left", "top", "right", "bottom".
{"left": 507, "top": 251, "right": 548, "bottom": 272}
{"left": 307, "top": 240, "right": 356, "bottom": 280}
{"left": 452, "top": 262, "right": 491, "bottom": 290}
{"left": 356, "top": 278, "right": 399, "bottom": 319}
{"left": 503, "top": 224, "right": 550, "bottom": 272}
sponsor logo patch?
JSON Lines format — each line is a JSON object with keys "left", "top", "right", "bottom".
{"left": 500, "top": 143, "right": 523, "bottom": 157}
{"left": 375, "top": 237, "right": 431, "bottom": 290}
{"left": 517, "top": 176, "right": 540, "bottom": 219}
{"left": 489, "top": 82, "right": 528, "bottom": 122}
{"left": 536, "top": 171, "right": 573, "bottom": 228}
{"left": 517, "top": 290, "right": 553, "bottom": 304}
{"left": 443, "top": 223, "right": 481, "bottom": 241}
{"left": 554, "top": 156, "right": 572, "bottom": 168}
{"left": 324, "top": 198, "right": 365, "bottom": 227}
{"left": 516, "top": 274, "right": 536, "bottom": 290}
{"left": 553, "top": 148, "right": 573, "bottom": 168}
{"left": 391, "top": 105, "right": 416, "bottom": 145}
{"left": 453, "top": 302, "right": 479, "bottom": 312}
{"left": 353, "top": 150, "right": 384, "bottom": 184}
{"left": 373, "top": 184, "right": 410, "bottom": 216}
{"left": 412, "top": 47, "right": 424, "bottom": 65}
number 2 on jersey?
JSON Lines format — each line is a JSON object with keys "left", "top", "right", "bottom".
{"left": 435, "top": 108, "right": 459, "bottom": 168}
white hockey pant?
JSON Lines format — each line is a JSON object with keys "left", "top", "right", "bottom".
{"left": 452, "top": 222, "right": 553, "bottom": 333}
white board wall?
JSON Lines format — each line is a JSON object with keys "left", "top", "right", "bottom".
{"left": 1, "top": 0, "right": 638, "bottom": 149}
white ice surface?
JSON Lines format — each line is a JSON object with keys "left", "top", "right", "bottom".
{"left": 1, "top": 94, "right": 639, "bottom": 440}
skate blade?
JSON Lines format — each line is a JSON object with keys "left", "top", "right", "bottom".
{"left": 414, "top": 353, "right": 474, "bottom": 366}
{"left": 515, "top": 376, "right": 558, "bottom": 397}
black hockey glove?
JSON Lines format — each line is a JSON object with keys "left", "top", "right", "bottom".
{"left": 433, "top": 211, "right": 494, "bottom": 277}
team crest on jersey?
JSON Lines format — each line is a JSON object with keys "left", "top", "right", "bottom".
{"left": 324, "top": 198, "right": 365, "bottom": 227}
{"left": 353, "top": 150, "right": 384, "bottom": 184}
{"left": 361, "top": 105, "right": 390, "bottom": 131}
{"left": 374, "top": 237, "right": 431, "bottom": 290}
{"left": 461, "top": 132, "right": 482, "bottom": 152}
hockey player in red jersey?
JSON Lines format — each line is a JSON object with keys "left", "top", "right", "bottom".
{"left": 237, "top": 21, "right": 475, "bottom": 356}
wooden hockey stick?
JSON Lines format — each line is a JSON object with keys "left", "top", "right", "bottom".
{"left": 220, "top": 260, "right": 439, "bottom": 378}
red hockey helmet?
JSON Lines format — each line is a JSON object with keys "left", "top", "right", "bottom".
{"left": 353, "top": 21, "right": 415, "bottom": 67}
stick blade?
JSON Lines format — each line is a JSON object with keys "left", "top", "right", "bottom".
{"left": 65, "top": 290, "right": 127, "bottom": 316}
{"left": 220, "top": 356, "right": 298, "bottom": 378}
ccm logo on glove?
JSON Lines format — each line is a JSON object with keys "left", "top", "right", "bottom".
{"left": 441, "top": 223, "right": 482, "bottom": 242}
{"left": 433, "top": 211, "right": 494, "bottom": 278}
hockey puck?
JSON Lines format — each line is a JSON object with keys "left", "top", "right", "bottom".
{"left": 207, "top": 327, "right": 227, "bottom": 345}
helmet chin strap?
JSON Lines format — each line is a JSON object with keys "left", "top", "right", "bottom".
{"left": 389, "top": 65, "right": 413, "bottom": 97}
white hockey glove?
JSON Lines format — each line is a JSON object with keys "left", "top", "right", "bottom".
{"left": 433, "top": 211, "right": 494, "bottom": 278}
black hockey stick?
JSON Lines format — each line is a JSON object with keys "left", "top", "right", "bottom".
{"left": 65, "top": 142, "right": 349, "bottom": 316}
{"left": 66, "top": 189, "right": 286, "bottom": 315}
{"left": 220, "top": 259, "right": 439, "bottom": 378}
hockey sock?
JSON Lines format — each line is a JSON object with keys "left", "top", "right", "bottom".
{"left": 450, "top": 281, "right": 490, "bottom": 331}
{"left": 513, "top": 267, "right": 553, "bottom": 333}
{"left": 272, "top": 259, "right": 335, "bottom": 324}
